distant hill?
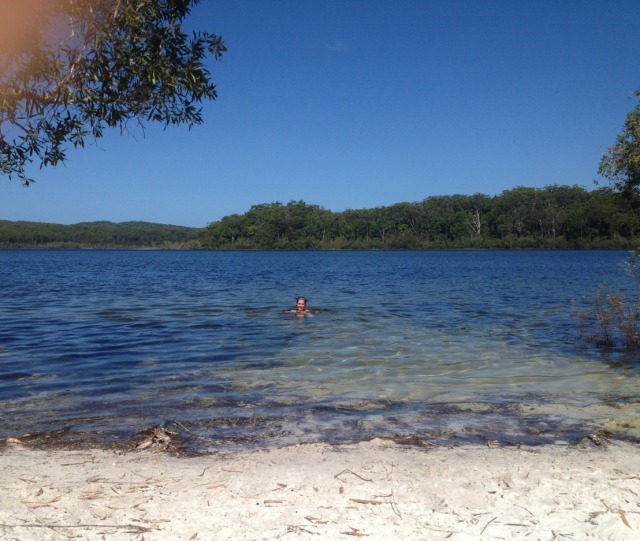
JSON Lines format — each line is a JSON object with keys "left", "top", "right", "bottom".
{"left": 0, "top": 220, "right": 203, "bottom": 249}
{"left": 5, "top": 184, "right": 640, "bottom": 250}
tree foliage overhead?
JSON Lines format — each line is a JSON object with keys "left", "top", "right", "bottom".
{"left": 599, "top": 89, "right": 640, "bottom": 203}
{"left": 0, "top": 0, "right": 225, "bottom": 185}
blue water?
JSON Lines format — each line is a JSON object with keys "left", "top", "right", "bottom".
{"left": 1, "top": 250, "right": 638, "bottom": 451}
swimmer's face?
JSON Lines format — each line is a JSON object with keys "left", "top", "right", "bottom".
{"left": 296, "top": 299, "right": 306, "bottom": 311}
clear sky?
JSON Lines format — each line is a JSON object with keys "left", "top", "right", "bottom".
{"left": 2, "top": 0, "right": 640, "bottom": 228}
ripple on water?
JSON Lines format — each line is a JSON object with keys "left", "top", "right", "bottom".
{"left": 0, "top": 250, "right": 638, "bottom": 450}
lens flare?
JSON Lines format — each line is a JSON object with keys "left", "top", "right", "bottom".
{"left": 0, "top": 0, "right": 56, "bottom": 59}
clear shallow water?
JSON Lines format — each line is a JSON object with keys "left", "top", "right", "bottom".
{"left": 1, "top": 250, "right": 638, "bottom": 451}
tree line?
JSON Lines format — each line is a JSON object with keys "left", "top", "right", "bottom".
{"left": 2, "top": 184, "right": 638, "bottom": 250}
{"left": 201, "top": 185, "right": 640, "bottom": 250}
{"left": 0, "top": 221, "right": 201, "bottom": 249}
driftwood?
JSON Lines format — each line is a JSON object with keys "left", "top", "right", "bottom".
{"left": 134, "top": 427, "right": 177, "bottom": 451}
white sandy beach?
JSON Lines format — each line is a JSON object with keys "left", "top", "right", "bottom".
{"left": 1, "top": 438, "right": 638, "bottom": 540}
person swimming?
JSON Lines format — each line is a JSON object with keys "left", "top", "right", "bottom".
{"left": 284, "top": 296, "right": 319, "bottom": 315}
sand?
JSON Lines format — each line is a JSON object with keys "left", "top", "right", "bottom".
{"left": 0, "top": 437, "right": 638, "bottom": 540}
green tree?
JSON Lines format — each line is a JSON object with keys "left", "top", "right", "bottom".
{"left": 599, "top": 89, "right": 640, "bottom": 203}
{"left": 494, "top": 187, "right": 540, "bottom": 243}
{"left": 539, "top": 185, "right": 588, "bottom": 241}
{"left": 194, "top": 184, "right": 639, "bottom": 250}
{"left": 1, "top": 0, "right": 225, "bottom": 185}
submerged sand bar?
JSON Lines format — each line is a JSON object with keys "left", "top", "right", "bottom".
{"left": 1, "top": 438, "right": 638, "bottom": 540}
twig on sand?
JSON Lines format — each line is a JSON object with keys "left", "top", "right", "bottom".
{"left": 279, "top": 524, "right": 319, "bottom": 537}
{"left": 341, "top": 526, "right": 369, "bottom": 537}
{"left": 515, "top": 504, "right": 535, "bottom": 517}
{"left": 334, "top": 469, "right": 373, "bottom": 483}
{"left": 619, "top": 510, "right": 632, "bottom": 529}
{"left": 480, "top": 516, "right": 497, "bottom": 535}
{"left": 20, "top": 495, "right": 61, "bottom": 508}
{"left": 0, "top": 523, "right": 156, "bottom": 533}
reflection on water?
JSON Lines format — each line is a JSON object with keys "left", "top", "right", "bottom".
{"left": 0, "top": 250, "right": 638, "bottom": 451}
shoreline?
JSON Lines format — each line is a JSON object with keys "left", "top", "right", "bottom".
{"left": 2, "top": 420, "right": 637, "bottom": 457}
{"left": 1, "top": 437, "right": 638, "bottom": 540}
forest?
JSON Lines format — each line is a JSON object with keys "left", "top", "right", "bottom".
{"left": 0, "top": 220, "right": 201, "bottom": 249}
{"left": 201, "top": 185, "right": 640, "bottom": 250}
{"left": 1, "top": 184, "right": 639, "bottom": 250}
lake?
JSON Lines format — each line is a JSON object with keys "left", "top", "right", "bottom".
{"left": 1, "top": 250, "right": 638, "bottom": 451}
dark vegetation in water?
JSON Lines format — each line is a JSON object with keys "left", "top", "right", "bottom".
{"left": 1, "top": 402, "right": 635, "bottom": 456}
{"left": 576, "top": 250, "right": 640, "bottom": 350}
{"left": 2, "top": 184, "right": 639, "bottom": 249}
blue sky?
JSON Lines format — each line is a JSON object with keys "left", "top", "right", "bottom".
{"left": 2, "top": 0, "right": 640, "bottom": 227}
